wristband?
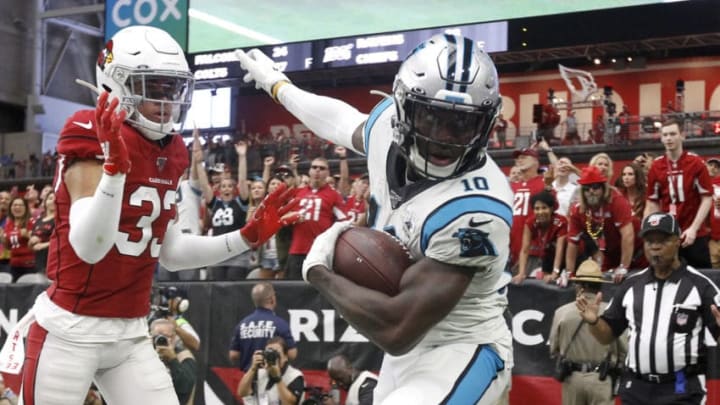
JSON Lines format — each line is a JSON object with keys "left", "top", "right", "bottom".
{"left": 268, "top": 375, "right": 281, "bottom": 384}
{"left": 271, "top": 80, "right": 290, "bottom": 103}
{"left": 587, "top": 316, "right": 599, "bottom": 326}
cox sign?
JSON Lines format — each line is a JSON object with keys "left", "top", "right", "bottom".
{"left": 105, "top": 0, "right": 188, "bottom": 50}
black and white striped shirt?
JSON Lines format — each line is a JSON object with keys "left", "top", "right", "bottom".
{"left": 602, "top": 263, "right": 720, "bottom": 375}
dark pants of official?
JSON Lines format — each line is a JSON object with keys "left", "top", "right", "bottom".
{"left": 618, "top": 374, "right": 706, "bottom": 405}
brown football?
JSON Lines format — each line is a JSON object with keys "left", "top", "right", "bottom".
{"left": 332, "top": 227, "right": 413, "bottom": 296}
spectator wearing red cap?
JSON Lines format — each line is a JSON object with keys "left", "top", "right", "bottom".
{"left": 644, "top": 117, "right": 712, "bottom": 269}
{"left": 509, "top": 142, "right": 555, "bottom": 270}
{"left": 566, "top": 166, "right": 639, "bottom": 284}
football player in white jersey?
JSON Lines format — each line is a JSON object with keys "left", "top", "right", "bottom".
{"left": 238, "top": 34, "right": 513, "bottom": 404}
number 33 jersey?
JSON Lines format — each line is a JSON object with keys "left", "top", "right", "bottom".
{"left": 363, "top": 99, "right": 514, "bottom": 349}
{"left": 46, "top": 109, "right": 189, "bottom": 318}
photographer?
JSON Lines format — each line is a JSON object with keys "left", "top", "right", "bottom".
{"left": 237, "top": 336, "right": 305, "bottom": 405}
{"left": 151, "top": 286, "right": 201, "bottom": 352}
{"left": 150, "top": 319, "right": 197, "bottom": 405}
{"left": 548, "top": 260, "right": 626, "bottom": 405}
{"left": 324, "top": 354, "right": 378, "bottom": 405}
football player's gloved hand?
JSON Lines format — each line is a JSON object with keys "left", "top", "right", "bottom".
{"left": 95, "top": 92, "right": 130, "bottom": 176}
{"left": 240, "top": 182, "right": 300, "bottom": 248}
{"left": 235, "top": 49, "right": 290, "bottom": 102}
{"left": 302, "top": 221, "right": 353, "bottom": 283}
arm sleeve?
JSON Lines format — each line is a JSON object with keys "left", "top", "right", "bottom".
{"left": 277, "top": 84, "right": 368, "bottom": 155}
{"left": 357, "top": 377, "right": 377, "bottom": 405}
{"left": 159, "top": 221, "right": 249, "bottom": 271}
{"left": 601, "top": 290, "right": 630, "bottom": 338}
{"left": 68, "top": 173, "right": 125, "bottom": 264}
{"left": 285, "top": 375, "right": 305, "bottom": 405}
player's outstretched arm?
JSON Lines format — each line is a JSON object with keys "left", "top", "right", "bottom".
{"left": 159, "top": 183, "right": 300, "bottom": 271}
{"left": 236, "top": 49, "right": 368, "bottom": 155}
{"left": 305, "top": 257, "right": 473, "bottom": 355}
{"left": 67, "top": 92, "right": 130, "bottom": 263}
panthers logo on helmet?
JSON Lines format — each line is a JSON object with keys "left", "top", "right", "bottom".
{"left": 97, "top": 40, "right": 114, "bottom": 71}
{"left": 452, "top": 227, "right": 497, "bottom": 257}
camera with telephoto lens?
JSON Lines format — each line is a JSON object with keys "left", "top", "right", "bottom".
{"left": 153, "top": 334, "right": 169, "bottom": 348}
{"left": 300, "top": 386, "right": 330, "bottom": 405}
{"left": 263, "top": 348, "right": 279, "bottom": 365}
{"left": 148, "top": 286, "right": 189, "bottom": 323}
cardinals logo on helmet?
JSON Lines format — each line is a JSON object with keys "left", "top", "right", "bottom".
{"left": 97, "top": 40, "right": 114, "bottom": 71}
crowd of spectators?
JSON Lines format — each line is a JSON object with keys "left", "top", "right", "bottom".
{"left": 507, "top": 117, "right": 717, "bottom": 289}
{"left": 2, "top": 114, "right": 720, "bottom": 404}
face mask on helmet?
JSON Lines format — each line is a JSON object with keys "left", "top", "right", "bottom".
{"left": 392, "top": 34, "right": 501, "bottom": 180}
{"left": 96, "top": 26, "right": 194, "bottom": 141}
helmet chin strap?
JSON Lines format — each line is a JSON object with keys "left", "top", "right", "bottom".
{"left": 408, "top": 144, "right": 459, "bottom": 179}
{"left": 129, "top": 113, "right": 174, "bottom": 141}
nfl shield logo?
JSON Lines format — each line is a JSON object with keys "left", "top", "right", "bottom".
{"left": 156, "top": 157, "right": 167, "bottom": 172}
{"left": 676, "top": 312, "right": 688, "bottom": 326}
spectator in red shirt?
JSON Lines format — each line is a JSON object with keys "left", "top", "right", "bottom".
{"left": 509, "top": 142, "right": 556, "bottom": 270}
{"left": 512, "top": 190, "right": 567, "bottom": 285}
{"left": 706, "top": 157, "right": 720, "bottom": 268}
{"left": 28, "top": 190, "right": 56, "bottom": 275}
{"left": 345, "top": 173, "right": 370, "bottom": 226}
{"left": 566, "top": 166, "right": 636, "bottom": 284}
{"left": 0, "top": 197, "right": 36, "bottom": 281}
{"left": 286, "top": 157, "right": 348, "bottom": 279}
{"left": 644, "top": 117, "right": 712, "bottom": 269}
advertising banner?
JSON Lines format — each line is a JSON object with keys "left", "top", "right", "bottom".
{"left": 1, "top": 275, "right": 717, "bottom": 404}
{"left": 105, "top": 0, "right": 189, "bottom": 50}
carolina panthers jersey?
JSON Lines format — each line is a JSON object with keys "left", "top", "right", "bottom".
{"left": 363, "top": 98, "right": 513, "bottom": 348}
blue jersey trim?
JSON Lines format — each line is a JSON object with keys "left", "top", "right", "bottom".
{"left": 421, "top": 195, "right": 512, "bottom": 253}
{"left": 364, "top": 98, "right": 393, "bottom": 157}
{"left": 443, "top": 346, "right": 504, "bottom": 405}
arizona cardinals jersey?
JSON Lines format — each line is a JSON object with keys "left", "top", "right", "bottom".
{"left": 46, "top": 109, "right": 189, "bottom": 317}
{"left": 363, "top": 98, "right": 513, "bottom": 351}
{"left": 510, "top": 176, "right": 547, "bottom": 266}
{"left": 647, "top": 151, "right": 712, "bottom": 237}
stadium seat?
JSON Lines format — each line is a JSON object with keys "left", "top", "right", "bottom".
{"left": 15, "top": 273, "right": 49, "bottom": 284}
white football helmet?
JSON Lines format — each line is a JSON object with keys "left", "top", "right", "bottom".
{"left": 392, "top": 34, "right": 501, "bottom": 179}
{"left": 96, "top": 26, "right": 194, "bottom": 140}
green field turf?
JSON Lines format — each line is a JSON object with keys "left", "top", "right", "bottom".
{"left": 187, "top": 0, "right": 664, "bottom": 53}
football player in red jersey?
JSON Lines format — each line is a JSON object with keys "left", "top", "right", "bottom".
{"left": 644, "top": 117, "right": 712, "bottom": 268}
{"left": 0, "top": 26, "right": 297, "bottom": 405}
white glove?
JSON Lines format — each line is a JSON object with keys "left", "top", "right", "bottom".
{"left": 302, "top": 221, "right": 353, "bottom": 283}
{"left": 235, "top": 49, "right": 290, "bottom": 98}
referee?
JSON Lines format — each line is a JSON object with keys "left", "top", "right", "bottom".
{"left": 576, "top": 212, "right": 720, "bottom": 405}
